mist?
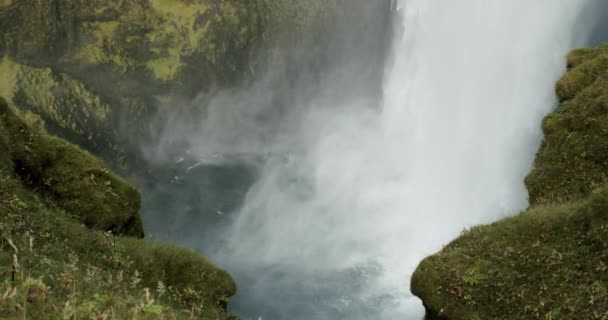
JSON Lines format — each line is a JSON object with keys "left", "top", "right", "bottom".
{"left": 143, "top": 1, "right": 607, "bottom": 319}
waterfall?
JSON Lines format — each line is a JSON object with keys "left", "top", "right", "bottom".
{"left": 145, "top": 1, "right": 604, "bottom": 319}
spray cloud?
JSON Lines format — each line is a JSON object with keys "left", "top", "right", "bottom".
{"left": 145, "top": 1, "right": 608, "bottom": 319}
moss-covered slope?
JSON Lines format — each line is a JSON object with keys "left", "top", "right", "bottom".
{"left": 1, "top": 0, "right": 263, "bottom": 84}
{"left": 0, "top": 0, "right": 267, "bottom": 165}
{"left": 0, "top": 0, "right": 342, "bottom": 167}
{"left": 1, "top": 97, "right": 143, "bottom": 237}
{"left": 526, "top": 43, "right": 608, "bottom": 204}
{"left": 411, "top": 44, "right": 608, "bottom": 319}
{"left": 0, "top": 97, "right": 236, "bottom": 319}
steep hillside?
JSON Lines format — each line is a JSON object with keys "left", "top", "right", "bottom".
{"left": 411, "top": 44, "right": 608, "bottom": 319}
{"left": 0, "top": 0, "right": 347, "bottom": 167}
{"left": 526, "top": 43, "right": 608, "bottom": 204}
{"left": 0, "top": 97, "right": 236, "bottom": 319}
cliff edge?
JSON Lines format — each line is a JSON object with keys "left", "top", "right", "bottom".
{"left": 411, "top": 44, "right": 608, "bottom": 319}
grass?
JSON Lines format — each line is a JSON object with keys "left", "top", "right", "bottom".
{"left": 411, "top": 43, "right": 608, "bottom": 319}
{"left": 412, "top": 190, "right": 608, "bottom": 319}
{"left": 146, "top": 57, "right": 183, "bottom": 82}
{"left": 527, "top": 44, "right": 608, "bottom": 204}
{"left": 0, "top": 97, "right": 237, "bottom": 319}
{"left": 0, "top": 57, "right": 18, "bottom": 102}
{"left": 1, "top": 98, "right": 142, "bottom": 237}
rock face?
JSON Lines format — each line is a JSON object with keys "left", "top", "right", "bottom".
{"left": 0, "top": 0, "right": 341, "bottom": 166}
{"left": 526, "top": 44, "right": 608, "bottom": 204}
{"left": 411, "top": 44, "right": 608, "bottom": 319}
{"left": 0, "top": 0, "right": 395, "bottom": 175}
{"left": 0, "top": 0, "right": 264, "bottom": 164}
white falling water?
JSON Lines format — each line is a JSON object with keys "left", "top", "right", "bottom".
{"left": 151, "top": 1, "right": 602, "bottom": 319}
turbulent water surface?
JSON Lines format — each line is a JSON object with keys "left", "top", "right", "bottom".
{"left": 143, "top": 1, "right": 607, "bottom": 319}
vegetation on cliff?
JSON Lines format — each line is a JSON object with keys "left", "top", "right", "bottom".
{"left": 526, "top": 43, "right": 608, "bottom": 204}
{"left": 1, "top": 96, "right": 143, "bottom": 237}
{"left": 0, "top": 0, "right": 340, "bottom": 168}
{"left": 0, "top": 97, "right": 236, "bottom": 319}
{"left": 411, "top": 44, "right": 608, "bottom": 319}
{"left": 0, "top": 0, "right": 268, "bottom": 165}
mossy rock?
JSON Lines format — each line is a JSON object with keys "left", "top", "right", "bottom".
{"left": 413, "top": 43, "right": 608, "bottom": 319}
{"left": 0, "top": 151, "right": 236, "bottom": 319}
{"left": 526, "top": 43, "right": 608, "bottom": 204}
{"left": 0, "top": 95, "right": 236, "bottom": 319}
{"left": 0, "top": 0, "right": 363, "bottom": 171}
{"left": 0, "top": 0, "right": 260, "bottom": 80}
{"left": 411, "top": 187, "right": 608, "bottom": 320}
{"left": 0, "top": 97, "right": 143, "bottom": 237}
{"left": 44, "top": 216, "right": 236, "bottom": 318}
{"left": 0, "top": 0, "right": 271, "bottom": 167}
{"left": 122, "top": 238, "right": 237, "bottom": 304}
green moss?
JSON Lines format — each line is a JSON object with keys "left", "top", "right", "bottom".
{"left": 0, "top": 97, "right": 143, "bottom": 237}
{"left": 413, "top": 43, "right": 608, "bottom": 320}
{"left": 0, "top": 170, "right": 236, "bottom": 319}
{"left": 8, "top": 60, "right": 112, "bottom": 128}
{"left": 122, "top": 238, "right": 237, "bottom": 306}
{"left": 0, "top": 0, "right": 346, "bottom": 171}
{"left": 0, "top": 57, "right": 18, "bottom": 101}
{"left": 74, "top": 21, "right": 122, "bottom": 65}
{"left": 0, "top": 0, "right": 283, "bottom": 167}
{"left": 412, "top": 188, "right": 608, "bottom": 319}
{"left": 526, "top": 43, "right": 608, "bottom": 204}
{"left": 1, "top": 0, "right": 263, "bottom": 83}
{"left": 146, "top": 57, "right": 182, "bottom": 81}
{"left": 0, "top": 109, "right": 11, "bottom": 171}
{"left": 555, "top": 54, "right": 608, "bottom": 102}
{"left": 0, "top": 58, "right": 130, "bottom": 164}
{"left": 0, "top": 96, "right": 236, "bottom": 319}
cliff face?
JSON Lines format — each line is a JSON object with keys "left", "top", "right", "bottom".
{"left": 0, "top": 2, "right": 274, "bottom": 316}
{"left": 526, "top": 44, "right": 608, "bottom": 204}
{"left": 411, "top": 44, "right": 608, "bottom": 319}
{"left": 0, "top": 0, "right": 341, "bottom": 166}
{"left": 1, "top": 0, "right": 253, "bottom": 162}
{"left": 0, "top": 96, "right": 236, "bottom": 319}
